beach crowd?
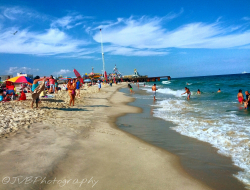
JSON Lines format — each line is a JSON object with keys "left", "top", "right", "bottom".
{"left": 0, "top": 75, "right": 107, "bottom": 108}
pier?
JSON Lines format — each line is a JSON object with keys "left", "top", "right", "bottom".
{"left": 114, "top": 75, "right": 171, "bottom": 82}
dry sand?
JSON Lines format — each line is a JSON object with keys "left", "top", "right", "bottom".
{"left": 0, "top": 83, "right": 211, "bottom": 190}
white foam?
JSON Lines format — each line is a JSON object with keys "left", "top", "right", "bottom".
{"left": 157, "top": 88, "right": 185, "bottom": 97}
{"left": 153, "top": 99, "right": 250, "bottom": 188}
{"left": 162, "top": 81, "right": 171, "bottom": 84}
{"left": 144, "top": 87, "right": 194, "bottom": 97}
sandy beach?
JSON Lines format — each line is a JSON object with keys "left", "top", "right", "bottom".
{"left": 0, "top": 83, "right": 211, "bottom": 190}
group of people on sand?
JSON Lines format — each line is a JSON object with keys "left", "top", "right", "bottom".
{"left": 30, "top": 76, "right": 83, "bottom": 108}
{"left": 44, "top": 75, "right": 59, "bottom": 94}
{"left": 0, "top": 76, "right": 26, "bottom": 102}
{"left": 237, "top": 90, "right": 250, "bottom": 109}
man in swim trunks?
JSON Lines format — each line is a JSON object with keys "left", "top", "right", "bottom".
{"left": 152, "top": 84, "right": 157, "bottom": 101}
{"left": 237, "top": 89, "right": 244, "bottom": 104}
{"left": 182, "top": 87, "right": 191, "bottom": 100}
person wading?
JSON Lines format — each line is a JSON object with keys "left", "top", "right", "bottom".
{"left": 152, "top": 84, "right": 157, "bottom": 101}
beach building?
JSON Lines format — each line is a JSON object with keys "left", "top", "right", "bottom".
{"left": 0, "top": 75, "right": 13, "bottom": 82}
{"left": 17, "top": 72, "right": 33, "bottom": 79}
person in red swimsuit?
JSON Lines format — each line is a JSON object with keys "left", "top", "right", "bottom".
{"left": 237, "top": 89, "right": 244, "bottom": 104}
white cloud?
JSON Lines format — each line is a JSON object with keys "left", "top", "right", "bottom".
{"left": 51, "top": 15, "right": 84, "bottom": 29}
{"left": 104, "top": 45, "right": 168, "bottom": 56}
{"left": 1, "top": 6, "right": 250, "bottom": 59}
{"left": 54, "top": 69, "right": 71, "bottom": 75}
{"left": 93, "top": 16, "right": 250, "bottom": 50}
{"left": 0, "top": 7, "right": 94, "bottom": 58}
{"left": 6, "top": 67, "right": 39, "bottom": 74}
{"left": 0, "top": 28, "right": 88, "bottom": 55}
{"left": 2, "top": 7, "right": 24, "bottom": 20}
{"left": 0, "top": 6, "right": 48, "bottom": 21}
{"left": 242, "top": 17, "right": 250, "bottom": 21}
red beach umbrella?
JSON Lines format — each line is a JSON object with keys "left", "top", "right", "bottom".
{"left": 73, "top": 69, "right": 81, "bottom": 78}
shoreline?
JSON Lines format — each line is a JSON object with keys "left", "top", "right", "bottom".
{"left": 117, "top": 86, "right": 246, "bottom": 190}
{"left": 0, "top": 83, "right": 211, "bottom": 190}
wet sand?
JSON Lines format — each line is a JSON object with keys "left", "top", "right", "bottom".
{"left": 0, "top": 83, "right": 211, "bottom": 190}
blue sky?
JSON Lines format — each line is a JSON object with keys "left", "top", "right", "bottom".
{"left": 0, "top": 0, "right": 250, "bottom": 78}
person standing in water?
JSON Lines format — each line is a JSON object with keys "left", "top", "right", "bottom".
{"left": 217, "top": 88, "right": 221, "bottom": 93}
{"left": 197, "top": 89, "right": 201, "bottom": 94}
{"left": 128, "top": 83, "right": 134, "bottom": 94}
{"left": 237, "top": 89, "right": 244, "bottom": 104}
{"left": 244, "top": 91, "right": 250, "bottom": 109}
{"left": 182, "top": 87, "right": 191, "bottom": 100}
{"left": 152, "top": 84, "right": 157, "bottom": 101}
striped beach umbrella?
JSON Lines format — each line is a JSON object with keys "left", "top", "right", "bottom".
{"left": 7, "top": 76, "right": 33, "bottom": 85}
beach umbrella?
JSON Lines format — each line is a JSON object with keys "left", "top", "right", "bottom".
{"left": 73, "top": 69, "right": 81, "bottom": 78}
{"left": 73, "top": 69, "right": 84, "bottom": 83}
{"left": 104, "top": 71, "right": 108, "bottom": 81}
{"left": 7, "top": 76, "right": 33, "bottom": 85}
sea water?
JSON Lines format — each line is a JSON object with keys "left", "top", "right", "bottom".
{"left": 143, "top": 73, "right": 250, "bottom": 187}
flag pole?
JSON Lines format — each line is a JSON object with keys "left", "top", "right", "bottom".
{"left": 100, "top": 29, "right": 106, "bottom": 81}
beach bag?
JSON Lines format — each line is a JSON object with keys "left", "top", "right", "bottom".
{"left": 19, "top": 91, "right": 26, "bottom": 100}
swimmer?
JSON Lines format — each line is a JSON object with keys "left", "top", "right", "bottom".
{"left": 217, "top": 88, "right": 221, "bottom": 93}
{"left": 182, "top": 87, "right": 191, "bottom": 100}
{"left": 197, "top": 89, "right": 201, "bottom": 95}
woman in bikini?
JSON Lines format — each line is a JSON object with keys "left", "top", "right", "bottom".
{"left": 67, "top": 79, "right": 76, "bottom": 106}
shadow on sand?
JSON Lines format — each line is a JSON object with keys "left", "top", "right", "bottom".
{"left": 41, "top": 107, "right": 88, "bottom": 111}
{"left": 83, "top": 105, "right": 110, "bottom": 107}
{"left": 41, "top": 99, "right": 65, "bottom": 103}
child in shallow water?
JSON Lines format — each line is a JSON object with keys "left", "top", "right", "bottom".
{"left": 244, "top": 99, "right": 248, "bottom": 109}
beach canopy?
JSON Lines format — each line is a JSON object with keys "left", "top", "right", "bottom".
{"left": 59, "top": 77, "right": 72, "bottom": 80}
{"left": 84, "top": 79, "right": 91, "bottom": 83}
{"left": 7, "top": 76, "right": 33, "bottom": 85}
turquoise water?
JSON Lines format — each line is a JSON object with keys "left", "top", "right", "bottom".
{"left": 142, "top": 73, "right": 250, "bottom": 187}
